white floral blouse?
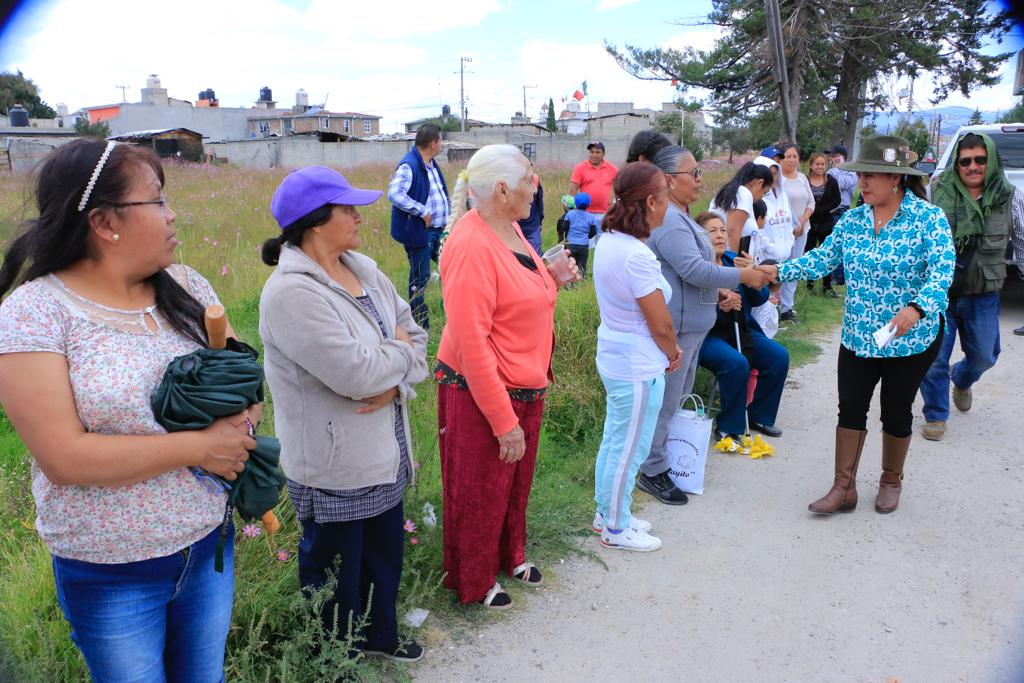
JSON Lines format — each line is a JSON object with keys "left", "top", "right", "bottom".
{"left": 0, "top": 265, "right": 226, "bottom": 563}
{"left": 777, "top": 192, "right": 955, "bottom": 358}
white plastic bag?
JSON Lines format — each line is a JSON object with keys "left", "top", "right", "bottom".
{"left": 751, "top": 301, "right": 779, "bottom": 339}
{"left": 666, "top": 394, "right": 713, "bottom": 495}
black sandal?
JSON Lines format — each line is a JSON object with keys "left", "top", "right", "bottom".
{"left": 511, "top": 562, "right": 543, "bottom": 587}
{"left": 478, "top": 582, "right": 513, "bottom": 610}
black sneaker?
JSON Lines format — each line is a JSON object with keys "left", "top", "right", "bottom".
{"left": 364, "top": 640, "right": 424, "bottom": 663}
{"left": 636, "top": 471, "right": 688, "bottom": 505}
{"left": 780, "top": 310, "right": 800, "bottom": 325}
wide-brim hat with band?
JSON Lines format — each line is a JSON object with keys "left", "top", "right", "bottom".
{"left": 838, "top": 135, "right": 927, "bottom": 177}
{"left": 271, "top": 165, "right": 382, "bottom": 229}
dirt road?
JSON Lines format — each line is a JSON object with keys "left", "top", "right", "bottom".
{"left": 414, "top": 294, "right": 1024, "bottom": 683}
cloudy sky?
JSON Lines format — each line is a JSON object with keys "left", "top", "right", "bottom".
{"left": 1, "top": 0, "right": 1021, "bottom": 133}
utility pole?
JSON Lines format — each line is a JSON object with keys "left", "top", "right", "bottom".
{"left": 459, "top": 56, "right": 473, "bottom": 132}
{"left": 763, "top": 0, "right": 795, "bottom": 142}
{"left": 116, "top": 84, "right": 130, "bottom": 103}
{"left": 522, "top": 84, "right": 536, "bottom": 120}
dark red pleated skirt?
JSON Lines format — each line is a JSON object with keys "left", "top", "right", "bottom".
{"left": 437, "top": 383, "right": 544, "bottom": 604}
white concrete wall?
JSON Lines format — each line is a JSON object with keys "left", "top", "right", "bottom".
{"left": 109, "top": 104, "right": 287, "bottom": 142}
{"left": 206, "top": 138, "right": 413, "bottom": 169}
{"left": 205, "top": 116, "right": 654, "bottom": 170}
{"left": 6, "top": 137, "right": 79, "bottom": 174}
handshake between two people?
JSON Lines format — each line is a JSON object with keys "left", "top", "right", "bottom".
{"left": 731, "top": 251, "right": 779, "bottom": 289}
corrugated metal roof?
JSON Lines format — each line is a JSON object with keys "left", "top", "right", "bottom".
{"left": 107, "top": 128, "right": 204, "bottom": 140}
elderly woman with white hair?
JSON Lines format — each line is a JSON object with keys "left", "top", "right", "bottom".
{"left": 435, "top": 144, "right": 578, "bottom": 610}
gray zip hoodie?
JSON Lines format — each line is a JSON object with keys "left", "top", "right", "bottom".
{"left": 258, "top": 245, "right": 428, "bottom": 490}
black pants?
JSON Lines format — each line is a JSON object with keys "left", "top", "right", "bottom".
{"left": 805, "top": 228, "right": 834, "bottom": 290}
{"left": 568, "top": 244, "right": 589, "bottom": 276}
{"left": 836, "top": 329, "right": 943, "bottom": 438}
{"left": 297, "top": 501, "right": 405, "bottom": 651}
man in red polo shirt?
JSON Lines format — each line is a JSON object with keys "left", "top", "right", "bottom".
{"left": 570, "top": 141, "right": 618, "bottom": 231}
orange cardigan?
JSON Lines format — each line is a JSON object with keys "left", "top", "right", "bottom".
{"left": 437, "top": 209, "right": 557, "bottom": 435}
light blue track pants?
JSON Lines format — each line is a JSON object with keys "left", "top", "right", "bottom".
{"left": 593, "top": 373, "right": 665, "bottom": 531}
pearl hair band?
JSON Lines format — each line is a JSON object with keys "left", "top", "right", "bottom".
{"left": 77, "top": 141, "right": 118, "bottom": 212}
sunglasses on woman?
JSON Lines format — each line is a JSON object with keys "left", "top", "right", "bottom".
{"left": 667, "top": 167, "right": 702, "bottom": 179}
{"left": 957, "top": 155, "right": 987, "bottom": 168}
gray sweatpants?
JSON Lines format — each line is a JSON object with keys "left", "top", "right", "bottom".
{"left": 640, "top": 330, "right": 707, "bottom": 477}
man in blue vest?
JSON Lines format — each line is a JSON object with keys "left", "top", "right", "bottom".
{"left": 389, "top": 123, "right": 450, "bottom": 329}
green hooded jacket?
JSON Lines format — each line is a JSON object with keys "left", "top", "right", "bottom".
{"left": 931, "top": 133, "right": 1013, "bottom": 295}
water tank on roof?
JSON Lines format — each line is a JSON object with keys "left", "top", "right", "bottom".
{"left": 259, "top": 87, "right": 273, "bottom": 103}
{"left": 296, "top": 89, "right": 308, "bottom": 107}
{"left": 198, "top": 88, "right": 216, "bottom": 101}
{"left": 8, "top": 104, "right": 29, "bottom": 127}
{"left": 146, "top": 74, "right": 161, "bottom": 89}
{"left": 442, "top": 104, "right": 451, "bottom": 117}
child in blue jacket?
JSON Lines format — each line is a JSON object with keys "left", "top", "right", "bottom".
{"left": 565, "top": 192, "right": 598, "bottom": 276}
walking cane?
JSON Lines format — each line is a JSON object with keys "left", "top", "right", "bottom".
{"left": 204, "top": 305, "right": 281, "bottom": 534}
{"left": 732, "top": 310, "right": 753, "bottom": 456}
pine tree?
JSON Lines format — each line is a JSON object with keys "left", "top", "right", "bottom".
{"left": 546, "top": 98, "right": 556, "bottom": 132}
{"left": 606, "top": 0, "right": 1012, "bottom": 148}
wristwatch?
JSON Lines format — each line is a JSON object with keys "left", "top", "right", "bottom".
{"left": 908, "top": 302, "right": 926, "bottom": 318}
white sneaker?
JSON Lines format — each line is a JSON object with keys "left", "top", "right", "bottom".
{"left": 600, "top": 526, "right": 662, "bottom": 552}
{"left": 592, "top": 512, "right": 651, "bottom": 535}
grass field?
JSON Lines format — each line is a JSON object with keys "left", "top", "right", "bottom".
{"left": 0, "top": 160, "right": 842, "bottom": 681}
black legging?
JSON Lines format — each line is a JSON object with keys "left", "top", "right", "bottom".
{"left": 836, "top": 328, "right": 943, "bottom": 437}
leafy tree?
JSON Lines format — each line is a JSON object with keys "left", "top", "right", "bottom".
{"left": 0, "top": 70, "right": 56, "bottom": 118}
{"left": 546, "top": 98, "right": 556, "bottom": 132}
{"left": 712, "top": 125, "right": 753, "bottom": 162}
{"left": 895, "top": 117, "right": 930, "bottom": 158}
{"left": 997, "top": 99, "right": 1024, "bottom": 123}
{"left": 654, "top": 103, "right": 706, "bottom": 160}
{"left": 74, "top": 119, "right": 111, "bottom": 139}
{"left": 424, "top": 115, "right": 462, "bottom": 133}
{"left": 968, "top": 108, "right": 984, "bottom": 125}
{"left": 606, "top": 0, "right": 1013, "bottom": 147}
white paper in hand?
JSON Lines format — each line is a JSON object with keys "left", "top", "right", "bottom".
{"left": 873, "top": 323, "right": 897, "bottom": 349}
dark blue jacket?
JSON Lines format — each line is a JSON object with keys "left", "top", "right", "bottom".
{"left": 390, "top": 146, "right": 449, "bottom": 248}
{"left": 519, "top": 183, "right": 544, "bottom": 255}
{"left": 711, "top": 252, "right": 771, "bottom": 344}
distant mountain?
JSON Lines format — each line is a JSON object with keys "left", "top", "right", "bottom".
{"left": 863, "top": 106, "right": 1018, "bottom": 135}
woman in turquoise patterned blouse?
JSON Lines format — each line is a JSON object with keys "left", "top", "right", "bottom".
{"left": 759, "top": 135, "right": 954, "bottom": 516}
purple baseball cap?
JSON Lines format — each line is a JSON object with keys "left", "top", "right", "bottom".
{"left": 270, "top": 166, "right": 382, "bottom": 229}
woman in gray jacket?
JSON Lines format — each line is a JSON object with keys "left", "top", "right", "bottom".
{"left": 636, "top": 146, "right": 772, "bottom": 506}
{"left": 258, "top": 166, "right": 428, "bottom": 663}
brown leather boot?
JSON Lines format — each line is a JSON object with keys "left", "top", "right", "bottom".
{"left": 808, "top": 427, "right": 868, "bottom": 514}
{"left": 876, "top": 432, "right": 911, "bottom": 513}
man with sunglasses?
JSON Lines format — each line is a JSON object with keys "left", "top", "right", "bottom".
{"left": 921, "top": 132, "right": 1023, "bottom": 440}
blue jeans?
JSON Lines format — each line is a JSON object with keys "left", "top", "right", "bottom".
{"left": 921, "top": 293, "right": 1001, "bottom": 422}
{"left": 699, "top": 331, "right": 789, "bottom": 435}
{"left": 52, "top": 525, "right": 234, "bottom": 683}
{"left": 594, "top": 373, "right": 665, "bottom": 531}
{"left": 405, "top": 227, "right": 442, "bottom": 329}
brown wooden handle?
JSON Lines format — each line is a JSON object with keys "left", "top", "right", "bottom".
{"left": 262, "top": 510, "right": 281, "bottom": 534}
{"left": 204, "top": 305, "right": 227, "bottom": 350}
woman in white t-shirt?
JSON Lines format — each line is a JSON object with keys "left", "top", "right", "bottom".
{"left": 592, "top": 162, "right": 681, "bottom": 554}
{"left": 709, "top": 161, "right": 775, "bottom": 254}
